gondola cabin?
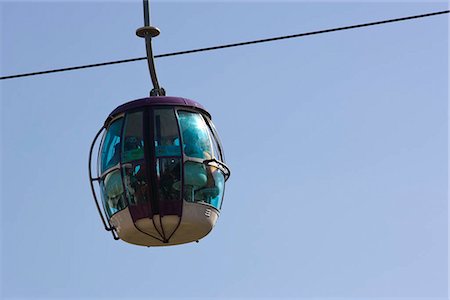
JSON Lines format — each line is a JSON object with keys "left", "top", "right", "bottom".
{"left": 89, "top": 96, "right": 230, "bottom": 246}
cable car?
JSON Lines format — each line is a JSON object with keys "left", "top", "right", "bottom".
{"left": 88, "top": 0, "right": 230, "bottom": 246}
{"left": 89, "top": 96, "right": 230, "bottom": 246}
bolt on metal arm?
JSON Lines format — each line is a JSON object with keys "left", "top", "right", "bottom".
{"left": 136, "top": 0, "right": 165, "bottom": 96}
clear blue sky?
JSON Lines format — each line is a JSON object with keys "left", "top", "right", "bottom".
{"left": 1, "top": 1, "right": 448, "bottom": 299}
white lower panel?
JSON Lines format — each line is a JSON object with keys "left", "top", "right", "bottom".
{"left": 110, "top": 201, "right": 219, "bottom": 246}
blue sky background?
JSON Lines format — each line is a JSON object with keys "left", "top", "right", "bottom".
{"left": 0, "top": 1, "right": 448, "bottom": 299}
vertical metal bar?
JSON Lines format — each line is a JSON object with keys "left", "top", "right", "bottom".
{"left": 141, "top": 0, "right": 163, "bottom": 95}
{"left": 143, "top": 0, "right": 150, "bottom": 26}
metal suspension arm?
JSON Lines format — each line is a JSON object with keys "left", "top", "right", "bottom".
{"left": 136, "top": 0, "right": 165, "bottom": 96}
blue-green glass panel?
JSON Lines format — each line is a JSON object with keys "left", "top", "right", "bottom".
{"left": 209, "top": 168, "right": 225, "bottom": 209}
{"left": 183, "top": 161, "right": 208, "bottom": 203}
{"left": 154, "top": 109, "right": 181, "bottom": 157}
{"left": 195, "top": 165, "right": 224, "bottom": 210}
{"left": 101, "top": 118, "right": 123, "bottom": 173}
{"left": 183, "top": 161, "right": 224, "bottom": 210}
{"left": 100, "top": 170, "right": 126, "bottom": 218}
{"left": 205, "top": 118, "right": 224, "bottom": 162}
{"left": 178, "top": 111, "right": 212, "bottom": 159}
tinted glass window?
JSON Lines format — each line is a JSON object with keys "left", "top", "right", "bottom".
{"left": 100, "top": 170, "right": 126, "bottom": 218}
{"left": 157, "top": 158, "right": 182, "bottom": 202}
{"left": 208, "top": 166, "right": 225, "bottom": 209}
{"left": 101, "top": 118, "right": 123, "bottom": 173}
{"left": 183, "top": 161, "right": 225, "bottom": 209}
{"left": 122, "top": 112, "right": 144, "bottom": 163}
{"left": 178, "top": 111, "right": 213, "bottom": 159}
{"left": 154, "top": 109, "right": 181, "bottom": 157}
{"left": 183, "top": 161, "right": 208, "bottom": 203}
{"left": 123, "top": 161, "right": 149, "bottom": 206}
{"left": 204, "top": 117, "right": 223, "bottom": 162}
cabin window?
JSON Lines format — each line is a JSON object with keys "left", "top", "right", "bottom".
{"left": 178, "top": 111, "right": 213, "bottom": 160}
{"left": 204, "top": 117, "right": 224, "bottom": 162}
{"left": 122, "top": 112, "right": 144, "bottom": 163}
{"left": 122, "top": 161, "right": 150, "bottom": 206}
{"left": 100, "top": 118, "right": 123, "bottom": 173}
{"left": 100, "top": 169, "right": 127, "bottom": 218}
{"left": 178, "top": 111, "right": 225, "bottom": 209}
{"left": 153, "top": 109, "right": 182, "bottom": 212}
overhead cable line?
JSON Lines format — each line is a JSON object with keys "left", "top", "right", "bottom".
{"left": 1, "top": 10, "right": 448, "bottom": 81}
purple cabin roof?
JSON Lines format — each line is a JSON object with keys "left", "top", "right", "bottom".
{"left": 108, "top": 96, "right": 210, "bottom": 119}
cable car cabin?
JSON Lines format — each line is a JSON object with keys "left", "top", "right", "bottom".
{"left": 90, "top": 96, "right": 230, "bottom": 246}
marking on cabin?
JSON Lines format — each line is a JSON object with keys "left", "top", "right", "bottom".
{"left": 205, "top": 209, "right": 212, "bottom": 217}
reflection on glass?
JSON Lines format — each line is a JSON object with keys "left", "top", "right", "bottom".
{"left": 157, "top": 158, "right": 181, "bottom": 202}
{"left": 101, "top": 118, "right": 123, "bottom": 172}
{"left": 208, "top": 120, "right": 225, "bottom": 162}
{"left": 178, "top": 111, "right": 212, "bottom": 159}
{"left": 123, "top": 161, "right": 149, "bottom": 206}
{"left": 154, "top": 109, "right": 181, "bottom": 157}
{"left": 183, "top": 162, "right": 225, "bottom": 209}
{"left": 205, "top": 167, "right": 225, "bottom": 208}
{"left": 183, "top": 161, "right": 208, "bottom": 202}
{"left": 122, "top": 112, "right": 144, "bottom": 163}
{"left": 100, "top": 170, "right": 126, "bottom": 217}
{"left": 199, "top": 165, "right": 225, "bottom": 209}
{"left": 204, "top": 117, "right": 223, "bottom": 161}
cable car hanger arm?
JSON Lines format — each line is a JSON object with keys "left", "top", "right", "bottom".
{"left": 136, "top": 0, "right": 166, "bottom": 96}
